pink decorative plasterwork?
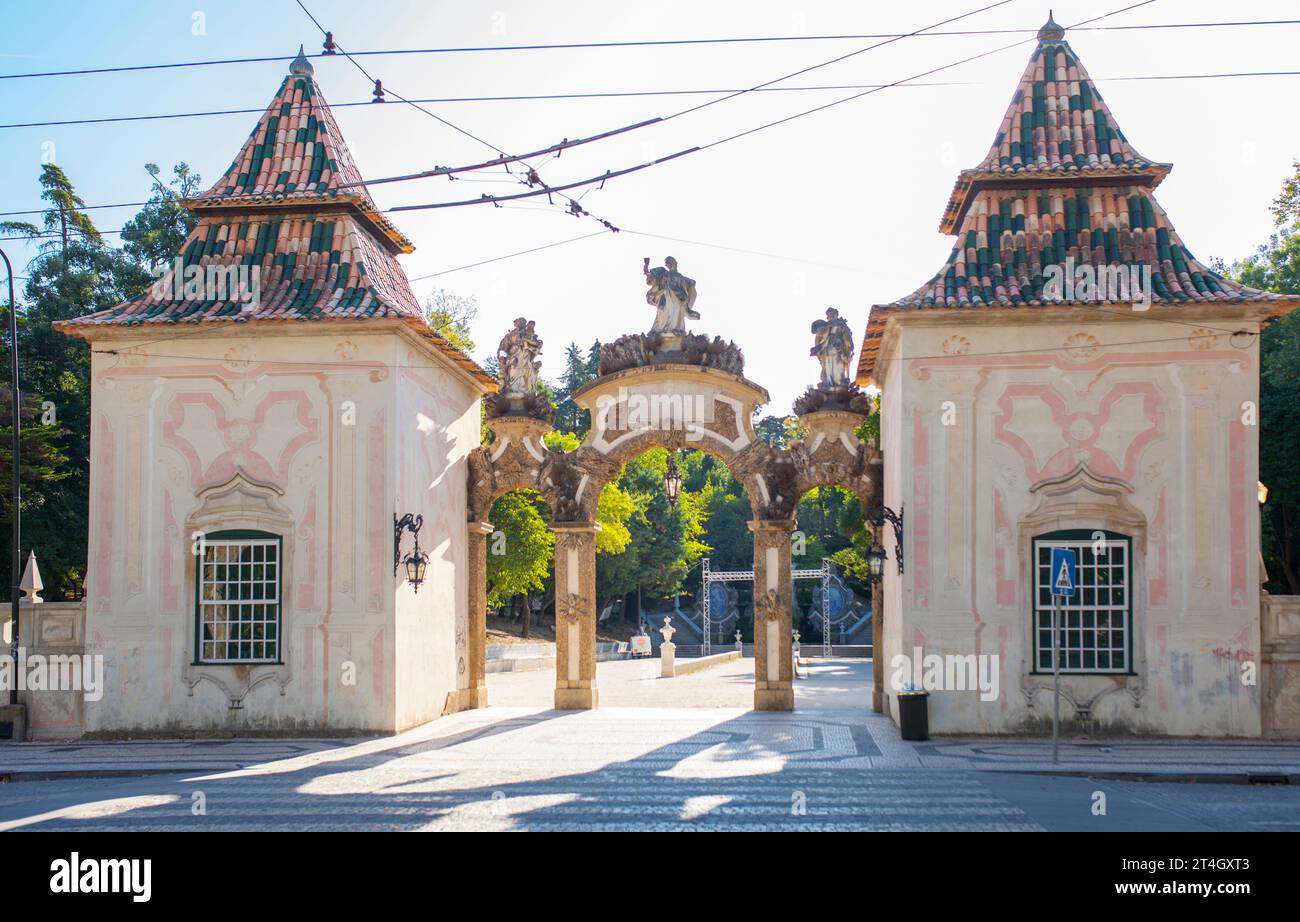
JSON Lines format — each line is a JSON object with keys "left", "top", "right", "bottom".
{"left": 162, "top": 490, "right": 180, "bottom": 612}
{"left": 93, "top": 415, "right": 115, "bottom": 610}
{"left": 912, "top": 407, "right": 930, "bottom": 608}
{"left": 367, "top": 410, "right": 386, "bottom": 613}
{"left": 1149, "top": 488, "right": 1168, "bottom": 607}
{"left": 993, "top": 382, "right": 1164, "bottom": 484}
{"left": 993, "top": 489, "right": 1016, "bottom": 607}
{"left": 298, "top": 486, "right": 318, "bottom": 612}
{"left": 1229, "top": 420, "right": 1247, "bottom": 608}
{"left": 162, "top": 390, "right": 320, "bottom": 491}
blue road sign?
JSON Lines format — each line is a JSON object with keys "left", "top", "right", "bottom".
{"left": 1050, "top": 547, "right": 1077, "bottom": 598}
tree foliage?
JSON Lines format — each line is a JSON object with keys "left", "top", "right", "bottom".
{"left": 485, "top": 490, "right": 553, "bottom": 609}
{"left": 1222, "top": 159, "right": 1300, "bottom": 592}
{"left": 0, "top": 163, "right": 192, "bottom": 597}
{"left": 425, "top": 288, "right": 478, "bottom": 354}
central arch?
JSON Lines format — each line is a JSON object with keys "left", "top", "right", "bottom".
{"left": 466, "top": 332, "right": 880, "bottom": 713}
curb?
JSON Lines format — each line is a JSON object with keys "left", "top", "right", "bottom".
{"left": 998, "top": 769, "right": 1298, "bottom": 786}
{"left": 1, "top": 767, "right": 223, "bottom": 783}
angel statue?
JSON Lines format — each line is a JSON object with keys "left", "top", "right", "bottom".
{"left": 810, "top": 307, "right": 854, "bottom": 388}
{"left": 644, "top": 256, "right": 699, "bottom": 336}
{"left": 496, "top": 317, "right": 542, "bottom": 397}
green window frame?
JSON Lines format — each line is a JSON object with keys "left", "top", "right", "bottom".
{"left": 1031, "top": 529, "right": 1132, "bottom": 674}
{"left": 194, "top": 529, "right": 283, "bottom": 665}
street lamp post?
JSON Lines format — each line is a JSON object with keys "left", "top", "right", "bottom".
{"left": 1, "top": 247, "right": 20, "bottom": 707}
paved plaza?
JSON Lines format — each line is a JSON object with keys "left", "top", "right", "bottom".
{"left": 1, "top": 659, "right": 1298, "bottom": 831}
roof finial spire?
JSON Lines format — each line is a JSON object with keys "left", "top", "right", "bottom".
{"left": 290, "top": 44, "right": 314, "bottom": 76}
{"left": 1037, "top": 10, "right": 1065, "bottom": 42}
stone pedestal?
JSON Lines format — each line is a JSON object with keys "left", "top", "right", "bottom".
{"left": 465, "top": 521, "right": 494, "bottom": 710}
{"left": 750, "top": 519, "right": 795, "bottom": 711}
{"left": 660, "top": 641, "right": 676, "bottom": 677}
{"left": 553, "top": 522, "right": 600, "bottom": 710}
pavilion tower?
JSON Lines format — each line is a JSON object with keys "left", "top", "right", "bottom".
{"left": 54, "top": 51, "right": 493, "bottom": 737}
{"left": 854, "top": 16, "right": 1298, "bottom": 738}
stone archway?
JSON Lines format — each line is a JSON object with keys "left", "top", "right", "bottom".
{"left": 466, "top": 283, "right": 880, "bottom": 712}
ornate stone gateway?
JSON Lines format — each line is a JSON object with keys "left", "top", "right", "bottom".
{"left": 466, "top": 258, "right": 880, "bottom": 711}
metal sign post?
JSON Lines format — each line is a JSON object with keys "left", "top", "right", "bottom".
{"left": 1048, "top": 548, "right": 1077, "bottom": 765}
{"left": 1051, "top": 592, "right": 1060, "bottom": 764}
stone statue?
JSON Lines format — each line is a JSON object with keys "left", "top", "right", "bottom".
{"left": 644, "top": 256, "right": 699, "bottom": 335}
{"left": 810, "top": 307, "right": 854, "bottom": 387}
{"left": 497, "top": 317, "right": 542, "bottom": 396}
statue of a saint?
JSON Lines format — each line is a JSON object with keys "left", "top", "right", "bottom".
{"left": 810, "top": 307, "right": 854, "bottom": 387}
{"left": 644, "top": 256, "right": 699, "bottom": 336}
{"left": 497, "top": 317, "right": 542, "bottom": 396}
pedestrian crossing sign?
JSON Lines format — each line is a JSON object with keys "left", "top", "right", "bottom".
{"left": 1050, "top": 548, "right": 1076, "bottom": 597}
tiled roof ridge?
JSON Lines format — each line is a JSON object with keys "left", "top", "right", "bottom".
{"left": 196, "top": 63, "right": 376, "bottom": 210}
{"left": 940, "top": 25, "right": 1171, "bottom": 233}
{"left": 52, "top": 55, "right": 495, "bottom": 391}
{"left": 890, "top": 182, "right": 1290, "bottom": 310}
{"left": 853, "top": 16, "right": 1298, "bottom": 385}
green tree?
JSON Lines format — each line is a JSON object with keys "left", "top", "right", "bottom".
{"left": 552, "top": 341, "right": 600, "bottom": 437}
{"left": 754, "top": 414, "right": 792, "bottom": 448}
{"left": 485, "top": 490, "right": 553, "bottom": 637}
{"left": 0, "top": 391, "right": 71, "bottom": 518}
{"left": 1, "top": 165, "right": 162, "bottom": 597}
{"left": 1221, "top": 161, "right": 1300, "bottom": 591}
{"left": 119, "top": 162, "right": 200, "bottom": 270}
{"left": 425, "top": 288, "right": 477, "bottom": 354}
{"left": 1, "top": 165, "right": 101, "bottom": 259}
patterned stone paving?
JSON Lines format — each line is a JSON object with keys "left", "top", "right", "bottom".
{"left": 1, "top": 660, "right": 1298, "bottom": 831}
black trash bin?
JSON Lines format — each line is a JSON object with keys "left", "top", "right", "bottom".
{"left": 897, "top": 690, "right": 930, "bottom": 741}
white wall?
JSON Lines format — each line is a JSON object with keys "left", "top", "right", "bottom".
{"left": 391, "top": 337, "right": 481, "bottom": 731}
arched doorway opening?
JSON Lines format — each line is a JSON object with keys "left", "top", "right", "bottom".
{"left": 786, "top": 484, "right": 879, "bottom": 709}
{"left": 465, "top": 283, "right": 881, "bottom": 713}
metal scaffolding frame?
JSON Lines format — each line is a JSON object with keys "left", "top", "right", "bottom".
{"left": 699, "top": 557, "right": 833, "bottom": 656}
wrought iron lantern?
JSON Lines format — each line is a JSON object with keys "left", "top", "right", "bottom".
{"left": 403, "top": 547, "right": 429, "bottom": 592}
{"left": 864, "top": 504, "right": 905, "bottom": 575}
{"left": 394, "top": 513, "right": 429, "bottom": 593}
{"left": 865, "top": 543, "right": 888, "bottom": 584}
{"left": 663, "top": 452, "right": 683, "bottom": 507}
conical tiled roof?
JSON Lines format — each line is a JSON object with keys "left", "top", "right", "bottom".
{"left": 940, "top": 29, "right": 1169, "bottom": 234}
{"left": 855, "top": 18, "right": 1297, "bottom": 385}
{"left": 197, "top": 52, "right": 373, "bottom": 207}
{"left": 57, "top": 54, "right": 496, "bottom": 391}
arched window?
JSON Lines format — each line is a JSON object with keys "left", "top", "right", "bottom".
{"left": 195, "top": 530, "right": 283, "bottom": 664}
{"left": 1031, "top": 529, "right": 1131, "bottom": 674}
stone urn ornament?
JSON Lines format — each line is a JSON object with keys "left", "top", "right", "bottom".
{"left": 659, "top": 616, "right": 676, "bottom": 644}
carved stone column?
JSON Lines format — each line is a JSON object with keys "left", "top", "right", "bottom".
{"left": 750, "top": 519, "right": 795, "bottom": 711}
{"left": 553, "top": 522, "right": 600, "bottom": 709}
{"left": 871, "top": 578, "right": 884, "bottom": 713}
{"left": 465, "top": 520, "right": 494, "bottom": 710}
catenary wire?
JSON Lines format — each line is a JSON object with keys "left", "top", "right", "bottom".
{"left": 3, "top": 19, "right": 1296, "bottom": 80}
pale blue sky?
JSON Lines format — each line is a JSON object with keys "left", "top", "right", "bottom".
{"left": 2, "top": 0, "right": 1298, "bottom": 409}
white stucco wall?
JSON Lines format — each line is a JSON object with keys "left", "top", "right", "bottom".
{"left": 877, "top": 313, "right": 1264, "bottom": 736}
{"left": 80, "top": 324, "right": 480, "bottom": 735}
{"left": 392, "top": 338, "right": 480, "bottom": 731}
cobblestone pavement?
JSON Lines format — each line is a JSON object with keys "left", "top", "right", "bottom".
{"left": 1, "top": 660, "right": 1297, "bottom": 831}
{"left": 486, "top": 654, "right": 871, "bottom": 709}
